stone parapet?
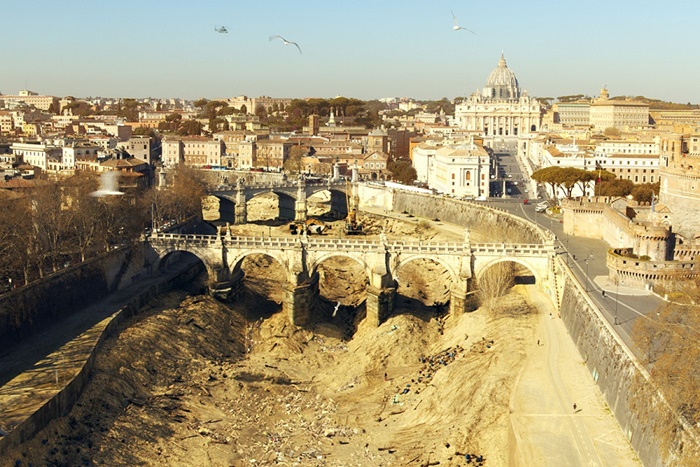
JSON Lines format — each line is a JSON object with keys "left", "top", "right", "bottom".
{"left": 606, "top": 248, "right": 699, "bottom": 288}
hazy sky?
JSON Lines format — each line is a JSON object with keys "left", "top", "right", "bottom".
{"left": 1, "top": 0, "right": 698, "bottom": 103}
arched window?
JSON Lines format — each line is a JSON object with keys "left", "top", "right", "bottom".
{"left": 465, "top": 171, "right": 471, "bottom": 180}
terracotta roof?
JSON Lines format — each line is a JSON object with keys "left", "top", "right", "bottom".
{"left": 101, "top": 157, "right": 148, "bottom": 168}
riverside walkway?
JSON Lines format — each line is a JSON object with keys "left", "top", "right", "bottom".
{"left": 0, "top": 259, "right": 199, "bottom": 452}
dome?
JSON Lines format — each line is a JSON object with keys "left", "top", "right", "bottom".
{"left": 482, "top": 54, "right": 520, "bottom": 100}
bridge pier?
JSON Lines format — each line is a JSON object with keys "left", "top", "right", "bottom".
{"left": 449, "top": 281, "right": 476, "bottom": 317}
{"left": 366, "top": 285, "right": 396, "bottom": 327}
{"left": 209, "top": 268, "right": 245, "bottom": 301}
{"left": 295, "top": 178, "right": 308, "bottom": 222}
{"left": 234, "top": 182, "right": 247, "bottom": 224}
{"left": 282, "top": 274, "right": 319, "bottom": 326}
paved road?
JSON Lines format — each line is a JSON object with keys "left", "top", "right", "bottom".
{"left": 481, "top": 195, "right": 662, "bottom": 354}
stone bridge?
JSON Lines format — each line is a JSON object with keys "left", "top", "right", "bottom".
{"left": 148, "top": 232, "right": 559, "bottom": 327}
{"left": 212, "top": 178, "right": 352, "bottom": 225}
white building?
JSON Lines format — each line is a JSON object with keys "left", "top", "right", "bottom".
{"left": 10, "top": 141, "right": 61, "bottom": 170}
{"left": 592, "top": 138, "right": 660, "bottom": 184}
{"left": 118, "top": 136, "right": 152, "bottom": 164}
{"left": 162, "top": 137, "right": 224, "bottom": 167}
{"left": 589, "top": 87, "right": 649, "bottom": 131}
{"left": 454, "top": 55, "right": 542, "bottom": 146}
{"left": 412, "top": 137, "right": 491, "bottom": 198}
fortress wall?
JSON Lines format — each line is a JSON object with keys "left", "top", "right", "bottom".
{"left": 660, "top": 172, "right": 700, "bottom": 240}
{"left": 563, "top": 206, "right": 605, "bottom": 238}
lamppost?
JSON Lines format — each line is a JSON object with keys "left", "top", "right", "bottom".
{"left": 585, "top": 251, "right": 593, "bottom": 292}
{"left": 614, "top": 279, "right": 620, "bottom": 325}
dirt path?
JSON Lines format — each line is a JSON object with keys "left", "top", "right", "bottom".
{"left": 509, "top": 286, "right": 640, "bottom": 466}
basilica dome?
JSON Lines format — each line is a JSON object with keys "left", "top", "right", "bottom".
{"left": 482, "top": 54, "right": 520, "bottom": 100}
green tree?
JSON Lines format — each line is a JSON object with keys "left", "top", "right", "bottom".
{"left": 631, "top": 182, "right": 660, "bottom": 203}
{"left": 388, "top": 159, "right": 417, "bottom": 184}
{"left": 133, "top": 126, "right": 157, "bottom": 139}
{"left": 254, "top": 104, "right": 267, "bottom": 120}
{"left": 193, "top": 98, "right": 209, "bottom": 114}
{"left": 283, "top": 145, "right": 308, "bottom": 174}
{"left": 178, "top": 120, "right": 203, "bottom": 136}
{"left": 118, "top": 98, "right": 142, "bottom": 121}
{"left": 597, "top": 178, "right": 633, "bottom": 197}
{"left": 531, "top": 167, "right": 566, "bottom": 200}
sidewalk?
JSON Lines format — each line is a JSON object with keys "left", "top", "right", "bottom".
{"left": 593, "top": 275, "right": 651, "bottom": 297}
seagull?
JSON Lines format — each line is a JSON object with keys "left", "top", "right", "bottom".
{"left": 90, "top": 171, "right": 124, "bottom": 197}
{"left": 269, "top": 35, "right": 302, "bottom": 54}
{"left": 332, "top": 301, "right": 341, "bottom": 318}
{"left": 451, "top": 10, "right": 476, "bottom": 34}
{"left": 214, "top": 25, "right": 228, "bottom": 34}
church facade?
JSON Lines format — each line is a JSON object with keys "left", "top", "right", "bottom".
{"left": 454, "top": 55, "right": 542, "bottom": 145}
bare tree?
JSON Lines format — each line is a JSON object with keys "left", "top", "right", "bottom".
{"left": 0, "top": 195, "right": 37, "bottom": 286}
{"left": 476, "top": 262, "right": 515, "bottom": 311}
{"left": 631, "top": 284, "right": 700, "bottom": 464}
{"left": 63, "top": 172, "right": 104, "bottom": 261}
{"left": 32, "top": 183, "right": 72, "bottom": 275}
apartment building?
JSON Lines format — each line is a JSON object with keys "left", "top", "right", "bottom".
{"left": 162, "top": 136, "right": 224, "bottom": 167}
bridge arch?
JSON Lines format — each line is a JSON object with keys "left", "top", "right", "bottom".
{"left": 475, "top": 256, "right": 541, "bottom": 285}
{"left": 245, "top": 191, "right": 297, "bottom": 221}
{"left": 309, "top": 251, "right": 369, "bottom": 275}
{"left": 306, "top": 188, "right": 349, "bottom": 218}
{"left": 312, "top": 253, "right": 370, "bottom": 309}
{"left": 393, "top": 255, "right": 455, "bottom": 309}
{"left": 229, "top": 249, "right": 291, "bottom": 281}
{"left": 231, "top": 251, "right": 288, "bottom": 317}
{"left": 393, "top": 254, "right": 460, "bottom": 285}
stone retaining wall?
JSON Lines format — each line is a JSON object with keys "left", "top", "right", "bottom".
{"left": 557, "top": 256, "right": 698, "bottom": 466}
{"left": 0, "top": 246, "right": 134, "bottom": 349}
{"left": 0, "top": 262, "right": 203, "bottom": 457}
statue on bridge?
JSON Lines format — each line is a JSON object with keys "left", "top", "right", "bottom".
{"left": 464, "top": 227, "right": 471, "bottom": 245}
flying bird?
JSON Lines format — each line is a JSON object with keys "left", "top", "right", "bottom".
{"left": 214, "top": 25, "right": 228, "bottom": 34}
{"left": 269, "top": 35, "right": 302, "bottom": 54}
{"left": 451, "top": 10, "right": 476, "bottom": 34}
{"left": 90, "top": 171, "right": 124, "bottom": 197}
{"left": 332, "top": 301, "right": 341, "bottom": 318}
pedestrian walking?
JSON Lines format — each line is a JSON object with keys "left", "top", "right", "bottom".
{"left": 537, "top": 339, "right": 540, "bottom": 346}
{"left": 573, "top": 403, "right": 577, "bottom": 411}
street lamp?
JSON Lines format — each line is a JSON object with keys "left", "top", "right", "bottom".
{"left": 614, "top": 279, "right": 620, "bottom": 325}
{"left": 584, "top": 251, "right": 593, "bottom": 292}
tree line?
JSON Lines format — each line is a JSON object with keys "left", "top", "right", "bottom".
{"left": 0, "top": 166, "right": 206, "bottom": 291}
{"left": 531, "top": 166, "right": 659, "bottom": 202}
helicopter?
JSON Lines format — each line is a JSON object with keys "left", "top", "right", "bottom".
{"left": 214, "top": 25, "right": 228, "bottom": 34}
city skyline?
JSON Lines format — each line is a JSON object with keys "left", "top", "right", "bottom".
{"left": 1, "top": 0, "right": 699, "bottom": 104}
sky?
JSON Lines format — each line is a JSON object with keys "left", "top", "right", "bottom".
{"left": 1, "top": 0, "right": 699, "bottom": 103}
